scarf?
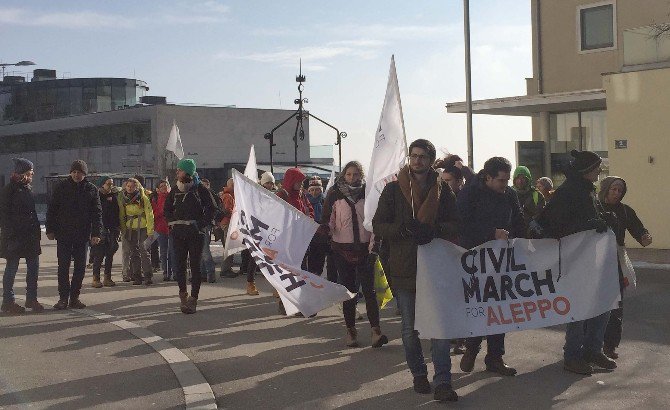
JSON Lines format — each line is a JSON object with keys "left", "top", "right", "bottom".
{"left": 397, "top": 165, "right": 441, "bottom": 226}
{"left": 337, "top": 179, "right": 365, "bottom": 203}
{"left": 176, "top": 180, "right": 194, "bottom": 193}
{"left": 123, "top": 190, "right": 141, "bottom": 205}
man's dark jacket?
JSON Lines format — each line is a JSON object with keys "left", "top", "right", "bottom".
{"left": 372, "top": 169, "right": 458, "bottom": 292}
{"left": 457, "top": 176, "right": 525, "bottom": 249}
{"left": 0, "top": 180, "right": 41, "bottom": 258}
{"left": 46, "top": 177, "right": 102, "bottom": 242}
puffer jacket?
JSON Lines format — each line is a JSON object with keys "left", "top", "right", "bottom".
{"left": 118, "top": 186, "right": 154, "bottom": 236}
{"left": 151, "top": 191, "right": 170, "bottom": 235}
{"left": 0, "top": 180, "right": 41, "bottom": 259}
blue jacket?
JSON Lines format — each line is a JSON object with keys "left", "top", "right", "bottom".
{"left": 457, "top": 176, "right": 525, "bottom": 249}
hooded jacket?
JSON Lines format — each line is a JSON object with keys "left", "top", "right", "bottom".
{"left": 277, "top": 168, "right": 314, "bottom": 218}
{"left": 151, "top": 190, "right": 170, "bottom": 235}
{"left": 0, "top": 180, "right": 41, "bottom": 258}
{"left": 512, "top": 166, "right": 545, "bottom": 230}
{"left": 46, "top": 176, "right": 102, "bottom": 242}
{"left": 598, "top": 176, "right": 649, "bottom": 246}
{"left": 118, "top": 181, "right": 154, "bottom": 237}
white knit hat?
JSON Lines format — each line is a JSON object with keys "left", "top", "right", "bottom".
{"left": 260, "top": 171, "right": 275, "bottom": 186}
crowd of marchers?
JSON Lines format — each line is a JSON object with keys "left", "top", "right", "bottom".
{"left": 0, "top": 139, "right": 653, "bottom": 403}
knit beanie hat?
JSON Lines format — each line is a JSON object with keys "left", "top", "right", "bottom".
{"left": 96, "top": 175, "right": 112, "bottom": 187}
{"left": 177, "top": 158, "right": 197, "bottom": 176}
{"left": 513, "top": 166, "right": 532, "bottom": 182}
{"left": 309, "top": 176, "right": 322, "bottom": 187}
{"left": 260, "top": 171, "right": 275, "bottom": 186}
{"left": 570, "top": 150, "right": 601, "bottom": 175}
{"left": 13, "top": 157, "right": 33, "bottom": 174}
{"left": 70, "top": 160, "right": 89, "bottom": 175}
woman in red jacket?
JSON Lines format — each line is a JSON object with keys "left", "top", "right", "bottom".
{"left": 151, "top": 180, "right": 174, "bottom": 281}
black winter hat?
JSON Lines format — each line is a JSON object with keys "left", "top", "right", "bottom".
{"left": 13, "top": 157, "right": 33, "bottom": 174}
{"left": 70, "top": 159, "right": 89, "bottom": 175}
{"left": 570, "top": 150, "right": 601, "bottom": 175}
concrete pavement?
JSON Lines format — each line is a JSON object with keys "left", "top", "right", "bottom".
{"left": 1, "top": 236, "right": 669, "bottom": 409}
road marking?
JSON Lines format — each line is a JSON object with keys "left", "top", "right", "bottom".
{"left": 17, "top": 296, "right": 217, "bottom": 410}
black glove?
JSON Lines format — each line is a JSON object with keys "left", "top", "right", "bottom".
{"left": 366, "top": 253, "right": 378, "bottom": 273}
{"left": 414, "top": 223, "right": 435, "bottom": 245}
{"left": 589, "top": 218, "right": 608, "bottom": 233}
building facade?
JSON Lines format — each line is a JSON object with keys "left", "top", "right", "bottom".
{"left": 447, "top": 0, "right": 670, "bottom": 249}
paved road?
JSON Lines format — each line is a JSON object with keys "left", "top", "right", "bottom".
{"left": 1, "top": 236, "right": 669, "bottom": 409}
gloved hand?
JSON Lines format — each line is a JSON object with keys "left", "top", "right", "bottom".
{"left": 589, "top": 218, "right": 608, "bottom": 233}
{"left": 414, "top": 223, "right": 435, "bottom": 245}
{"left": 366, "top": 253, "right": 378, "bottom": 273}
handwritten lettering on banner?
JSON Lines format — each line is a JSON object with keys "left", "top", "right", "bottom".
{"left": 415, "top": 231, "right": 621, "bottom": 339}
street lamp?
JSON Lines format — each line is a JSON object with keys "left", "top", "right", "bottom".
{"left": 264, "top": 60, "right": 346, "bottom": 173}
{"left": 0, "top": 60, "right": 36, "bottom": 80}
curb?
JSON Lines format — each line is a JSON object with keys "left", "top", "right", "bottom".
{"left": 18, "top": 296, "right": 217, "bottom": 409}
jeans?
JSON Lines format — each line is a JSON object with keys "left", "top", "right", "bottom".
{"left": 199, "top": 226, "right": 215, "bottom": 279}
{"left": 156, "top": 232, "right": 175, "bottom": 279}
{"left": 57, "top": 240, "right": 88, "bottom": 300}
{"left": 333, "top": 252, "right": 380, "bottom": 328}
{"left": 395, "top": 288, "right": 452, "bottom": 386}
{"left": 465, "top": 334, "right": 506, "bottom": 364}
{"left": 172, "top": 227, "right": 204, "bottom": 299}
{"left": 3, "top": 256, "right": 39, "bottom": 303}
{"left": 564, "top": 311, "right": 611, "bottom": 360}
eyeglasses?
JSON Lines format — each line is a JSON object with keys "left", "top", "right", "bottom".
{"left": 408, "top": 154, "right": 429, "bottom": 161}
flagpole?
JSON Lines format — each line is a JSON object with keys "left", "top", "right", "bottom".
{"left": 463, "top": 0, "right": 475, "bottom": 168}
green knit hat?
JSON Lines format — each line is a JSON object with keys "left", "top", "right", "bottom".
{"left": 177, "top": 158, "right": 197, "bottom": 176}
{"left": 513, "top": 166, "right": 532, "bottom": 182}
{"left": 96, "top": 175, "right": 112, "bottom": 187}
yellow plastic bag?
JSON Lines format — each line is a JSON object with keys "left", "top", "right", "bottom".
{"left": 374, "top": 257, "right": 394, "bottom": 309}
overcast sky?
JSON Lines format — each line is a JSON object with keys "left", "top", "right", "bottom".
{"left": 1, "top": 0, "right": 533, "bottom": 171}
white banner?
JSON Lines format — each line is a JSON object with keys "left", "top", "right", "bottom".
{"left": 363, "top": 55, "right": 408, "bottom": 232}
{"left": 223, "top": 145, "right": 259, "bottom": 258}
{"left": 165, "top": 120, "right": 184, "bottom": 160}
{"left": 233, "top": 170, "right": 354, "bottom": 316}
{"left": 415, "top": 230, "right": 621, "bottom": 339}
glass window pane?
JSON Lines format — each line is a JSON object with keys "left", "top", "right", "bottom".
{"left": 581, "top": 110, "right": 608, "bottom": 153}
{"left": 549, "top": 112, "right": 580, "bottom": 153}
{"left": 581, "top": 5, "right": 614, "bottom": 50}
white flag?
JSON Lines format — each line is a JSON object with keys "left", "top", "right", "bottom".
{"left": 363, "top": 55, "right": 408, "bottom": 232}
{"left": 244, "top": 145, "right": 258, "bottom": 181}
{"left": 325, "top": 168, "right": 336, "bottom": 193}
{"left": 165, "top": 121, "right": 184, "bottom": 160}
{"left": 232, "top": 170, "right": 354, "bottom": 316}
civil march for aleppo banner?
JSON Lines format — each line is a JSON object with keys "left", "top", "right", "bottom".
{"left": 415, "top": 230, "right": 621, "bottom": 339}
{"left": 232, "top": 170, "right": 355, "bottom": 317}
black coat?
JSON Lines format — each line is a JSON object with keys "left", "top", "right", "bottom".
{"left": 538, "top": 168, "right": 603, "bottom": 239}
{"left": 99, "top": 190, "right": 121, "bottom": 232}
{"left": 46, "top": 177, "right": 102, "bottom": 242}
{"left": 164, "top": 182, "right": 217, "bottom": 235}
{"left": 457, "top": 177, "right": 525, "bottom": 249}
{"left": 0, "top": 181, "right": 41, "bottom": 259}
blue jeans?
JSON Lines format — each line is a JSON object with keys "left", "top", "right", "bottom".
{"left": 157, "top": 233, "right": 175, "bottom": 278}
{"left": 564, "top": 311, "right": 611, "bottom": 361}
{"left": 395, "top": 288, "right": 452, "bottom": 386}
{"left": 3, "top": 256, "right": 39, "bottom": 303}
{"left": 200, "top": 227, "right": 215, "bottom": 279}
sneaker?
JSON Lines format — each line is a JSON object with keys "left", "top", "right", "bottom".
{"left": 584, "top": 351, "right": 617, "bottom": 370}
{"left": 1, "top": 301, "right": 26, "bottom": 314}
{"left": 24, "top": 299, "right": 44, "bottom": 313}
{"left": 53, "top": 299, "right": 69, "bottom": 310}
{"left": 485, "top": 357, "right": 517, "bottom": 376}
{"left": 563, "top": 358, "right": 593, "bottom": 375}
{"left": 433, "top": 383, "right": 458, "bottom": 402}
{"left": 69, "top": 298, "right": 86, "bottom": 309}
{"left": 412, "top": 376, "right": 431, "bottom": 394}
{"left": 460, "top": 349, "right": 478, "bottom": 372}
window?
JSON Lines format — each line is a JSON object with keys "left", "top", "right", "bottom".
{"left": 579, "top": 3, "right": 615, "bottom": 52}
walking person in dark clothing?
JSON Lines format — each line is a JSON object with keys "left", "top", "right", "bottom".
{"left": 457, "top": 156, "right": 523, "bottom": 377}
{"left": 599, "top": 176, "right": 652, "bottom": 360}
{"left": 537, "top": 149, "right": 616, "bottom": 375}
{"left": 373, "top": 139, "right": 459, "bottom": 402}
{"left": 90, "top": 176, "right": 120, "bottom": 288}
{"left": 164, "top": 159, "right": 217, "bottom": 314}
{"left": 0, "top": 158, "right": 44, "bottom": 314}
{"left": 46, "top": 160, "right": 102, "bottom": 310}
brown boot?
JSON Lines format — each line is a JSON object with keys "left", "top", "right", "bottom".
{"left": 91, "top": 276, "right": 103, "bottom": 288}
{"left": 181, "top": 296, "right": 197, "bottom": 314}
{"left": 179, "top": 291, "right": 189, "bottom": 308}
{"left": 371, "top": 326, "right": 389, "bottom": 348}
{"left": 24, "top": 299, "right": 44, "bottom": 313}
{"left": 102, "top": 275, "right": 116, "bottom": 287}
{"left": 1, "top": 301, "right": 26, "bottom": 314}
{"left": 345, "top": 327, "right": 359, "bottom": 347}
{"left": 246, "top": 281, "right": 259, "bottom": 296}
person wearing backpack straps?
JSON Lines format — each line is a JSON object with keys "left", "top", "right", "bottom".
{"left": 118, "top": 177, "right": 154, "bottom": 285}
{"left": 164, "top": 159, "right": 217, "bottom": 314}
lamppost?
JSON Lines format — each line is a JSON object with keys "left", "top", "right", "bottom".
{"left": 264, "top": 61, "right": 347, "bottom": 173}
{"left": 0, "top": 60, "right": 36, "bottom": 80}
